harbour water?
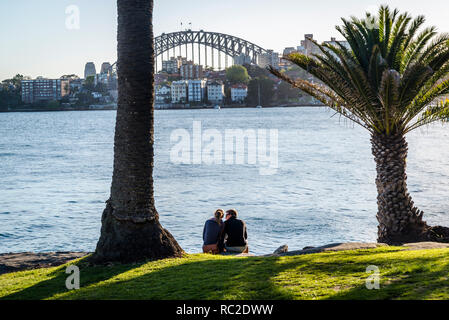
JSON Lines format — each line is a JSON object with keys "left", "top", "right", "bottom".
{"left": 1, "top": 107, "right": 449, "bottom": 255}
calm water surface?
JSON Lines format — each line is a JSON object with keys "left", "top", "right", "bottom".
{"left": 1, "top": 108, "right": 449, "bottom": 255}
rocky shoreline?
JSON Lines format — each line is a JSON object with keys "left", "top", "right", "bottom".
{"left": 0, "top": 252, "right": 88, "bottom": 275}
{"left": 2, "top": 242, "right": 449, "bottom": 275}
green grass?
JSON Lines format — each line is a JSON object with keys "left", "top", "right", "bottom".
{"left": 1, "top": 247, "right": 449, "bottom": 300}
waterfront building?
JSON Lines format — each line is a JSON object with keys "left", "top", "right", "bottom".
{"left": 188, "top": 79, "right": 207, "bottom": 103}
{"left": 230, "top": 84, "right": 248, "bottom": 103}
{"left": 84, "top": 62, "right": 96, "bottom": 79}
{"left": 180, "top": 61, "right": 203, "bottom": 79}
{"left": 206, "top": 81, "right": 224, "bottom": 103}
{"left": 171, "top": 80, "right": 188, "bottom": 103}
{"left": 21, "top": 78, "right": 70, "bottom": 104}
{"left": 155, "top": 85, "right": 171, "bottom": 103}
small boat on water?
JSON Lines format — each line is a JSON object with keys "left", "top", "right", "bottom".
{"left": 256, "top": 105, "right": 262, "bottom": 109}
{"left": 214, "top": 105, "right": 221, "bottom": 110}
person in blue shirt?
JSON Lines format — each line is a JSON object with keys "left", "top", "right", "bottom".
{"left": 202, "top": 209, "right": 225, "bottom": 254}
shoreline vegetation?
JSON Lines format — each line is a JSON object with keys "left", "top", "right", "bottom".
{"left": 0, "top": 103, "right": 325, "bottom": 113}
{"left": 2, "top": 243, "right": 449, "bottom": 299}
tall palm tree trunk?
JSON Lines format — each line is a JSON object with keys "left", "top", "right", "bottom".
{"left": 371, "top": 132, "right": 430, "bottom": 244}
{"left": 92, "top": 0, "right": 183, "bottom": 263}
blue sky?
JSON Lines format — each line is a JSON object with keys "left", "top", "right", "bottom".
{"left": 1, "top": 0, "right": 449, "bottom": 81}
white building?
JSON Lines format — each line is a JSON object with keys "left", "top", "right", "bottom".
{"left": 230, "top": 84, "right": 248, "bottom": 103}
{"left": 207, "top": 81, "right": 224, "bottom": 103}
{"left": 171, "top": 80, "right": 188, "bottom": 103}
{"left": 188, "top": 79, "right": 207, "bottom": 103}
{"left": 155, "top": 85, "right": 171, "bottom": 103}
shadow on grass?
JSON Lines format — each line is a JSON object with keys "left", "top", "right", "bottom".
{"left": 2, "top": 255, "right": 300, "bottom": 300}
{"left": 2, "top": 256, "right": 145, "bottom": 300}
{"left": 3, "top": 250, "right": 449, "bottom": 300}
{"left": 326, "top": 255, "right": 449, "bottom": 300}
{"left": 60, "top": 256, "right": 301, "bottom": 300}
{"left": 287, "top": 251, "right": 449, "bottom": 300}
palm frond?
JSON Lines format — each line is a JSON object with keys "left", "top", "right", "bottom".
{"left": 405, "top": 99, "right": 449, "bottom": 133}
{"left": 269, "top": 5, "right": 449, "bottom": 136}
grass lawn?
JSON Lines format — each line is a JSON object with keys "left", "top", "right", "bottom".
{"left": 1, "top": 247, "right": 449, "bottom": 300}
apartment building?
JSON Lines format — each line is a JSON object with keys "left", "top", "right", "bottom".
{"left": 21, "top": 78, "right": 70, "bottom": 104}
{"left": 188, "top": 79, "right": 206, "bottom": 103}
{"left": 180, "top": 61, "right": 203, "bottom": 79}
{"left": 230, "top": 84, "right": 248, "bottom": 103}
{"left": 206, "top": 81, "right": 224, "bottom": 103}
{"left": 171, "top": 80, "right": 188, "bottom": 103}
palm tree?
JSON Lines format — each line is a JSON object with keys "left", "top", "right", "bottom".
{"left": 92, "top": 0, "right": 183, "bottom": 263}
{"left": 270, "top": 5, "right": 449, "bottom": 244}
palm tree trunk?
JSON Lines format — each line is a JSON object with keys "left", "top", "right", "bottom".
{"left": 371, "top": 132, "right": 429, "bottom": 244}
{"left": 92, "top": 0, "right": 183, "bottom": 263}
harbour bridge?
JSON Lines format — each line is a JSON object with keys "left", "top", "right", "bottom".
{"left": 111, "top": 30, "right": 269, "bottom": 73}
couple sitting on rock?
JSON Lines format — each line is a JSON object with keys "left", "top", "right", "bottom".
{"left": 202, "top": 209, "right": 248, "bottom": 254}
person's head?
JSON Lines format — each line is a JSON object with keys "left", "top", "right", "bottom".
{"left": 225, "top": 209, "right": 238, "bottom": 220}
{"left": 214, "top": 209, "right": 224, "bottom": 224}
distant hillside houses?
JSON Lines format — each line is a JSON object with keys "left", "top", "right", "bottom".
{"left": 155, "top": 78, "right": 249, "bottom": 106}
{"left": 280, "top": 34, "right": 350, "bottom": 69}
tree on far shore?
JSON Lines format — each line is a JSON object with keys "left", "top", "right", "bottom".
{"left": 270, "top": 5, "right": 449, "bottom": 244}
{"left": 92, "top": 0, "right": 183, "bottom": 263}
{"left": 246, "top": 78, "right": 275, "bottom": 106}
{"left": 226, "top": 65, "right": 250, "bottom": 84}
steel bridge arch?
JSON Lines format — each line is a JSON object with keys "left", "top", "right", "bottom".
{"left": 155, "top": 30, "right": 268, "bottom": 65}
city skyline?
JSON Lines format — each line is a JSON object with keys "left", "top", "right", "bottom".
{"left": 2, "top": 0, "right": 449, "bottom": 81}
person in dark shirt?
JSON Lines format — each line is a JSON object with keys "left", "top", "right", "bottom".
{"left": 202, "top": 209, "right": 224, "bottom": 254}
{"left": 221, "top": 209, "right": 248, "bottom": 253}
